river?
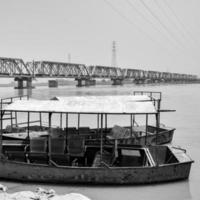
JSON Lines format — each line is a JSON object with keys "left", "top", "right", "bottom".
{"left": 0, "top": 83, "right": 199, "bottom": 200}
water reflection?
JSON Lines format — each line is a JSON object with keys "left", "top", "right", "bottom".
{"left": 17, "top": 88, "right": 32, "bottom": 98}
{"left": 17, "top": 89, "right": 24, "bottom": 97}
{"left": 79, "top": 181, "right": 192, "bottom": 200}
{"left": 0, "top": 180, "right": 191, "bottom": 200}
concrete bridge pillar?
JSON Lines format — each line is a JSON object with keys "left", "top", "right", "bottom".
{"left": 76, "top": 78, "right": 83, "bottom": 87}
{"left": 16, "top": 79, "right": 24, "bottom": 89}
{"left": 85, "top": 79, "right": 96, "bottom": 86}
{"left": 111, "top": 78, "right": 123, "bottom": 85}
{"left": 48, "top": 80, "right": 58, "bottom": 87}
{"left": 85, "top": 79, "right": 91, "bottom": 86}
{"left": 14, "top": 77, "right": 34, "bottom": 89}
{"left": 26, "top": 78, "right": 33, "bottom": 88}
{"left": 134, "top": 79, "right": 145, "bottom": 84}
{"left": 75, "top": 77, "right": 96, "bottom": 87}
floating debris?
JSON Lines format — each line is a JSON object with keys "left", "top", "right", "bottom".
{"left": 0, "top": 184, "right": 91, "bottom": 200}
{"left": 0, "top": 184, "right": 7, "bottom": 192}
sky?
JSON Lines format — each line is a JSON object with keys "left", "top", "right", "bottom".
{"left": 0, "top": 0, "right": 200, "bottom": 75}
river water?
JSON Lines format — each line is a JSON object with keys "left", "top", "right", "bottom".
{"left": 0, "top": 83, "right": 199, "bottom": 200}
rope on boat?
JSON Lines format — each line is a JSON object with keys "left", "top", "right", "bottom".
{"left": 172, "top": 146, "right": 186, "bottom": 153}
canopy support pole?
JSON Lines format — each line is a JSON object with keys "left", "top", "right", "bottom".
{"left": 60, "top": 113, "right": 62, "bottom": 128}
{"left": 97, "top": 114, "right": 99, "bottom": 130}
{"left": 157, "top": 99, "right": 161, "bottom": 128}
{"left": 10, "top": 112, "right": 13, "bottom": 128}
{"left": 48, "top": 112, "right": 52, "bottom": 164}
{"left": 15, "top": 112, "right": 17, "bottom": 127}
{"left": 78, "top": 113, "right": 80, "bottom": 134}
{"left": 27, "top": 112, "right": 30, "bottom": 141}
{"left": 130, "top": 114, "right": 133, "bottom": 137}
{"left": 132, "top": 114, "right": 135, "bottom": 127}
{"left": 105, "top": 114, "right": 107, "bottom": 131}
{"left": 100, "top": 114, "right": 103, "bottom": 163}
{"left": 0, "top": 110, "right": 4, "bottom": 156}
{"left": 145, "top": 114, "right": 148, "bottom": 145}
{"left": 66, "top": 113, "right": 68, "bottom": 137}
{"left": 156, "top": 113, "right": 159, "bottom": 145}
{"left": 39, "top": 112, "right": 42, "bottom": 128}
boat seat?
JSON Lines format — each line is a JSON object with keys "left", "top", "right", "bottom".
{"left": 5, "top": 143, "right": 28, "bottom": 162}
{"left": 5, "top": 151, "right": 27, "bottom": 162}
{"left": 51, "top": 138, "right": 66, "bottom": 154}
{"left": 3, "top": 140, "right": 28, "bottom": 147}
{"left": 51, "top": 128, "right": 66, "bottom": 138}
{"left": 64, "top": 127, "right": 77, "bottom": 136}
{"left": 27, "top": 138, "right": 48, "bottom": 163}
{"left": 50, "top": 138, "right": 69, "bottom": 165}
{"left": 67, "top": 135, "right": 86, "bottom": 157}
{"left": 29, "top": 137, "right": 47, "bottom": 153}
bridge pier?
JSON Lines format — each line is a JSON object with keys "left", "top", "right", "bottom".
{"left": 14, "top": 77, "right": 34, "bottom": 89}
{"left": 134, "top": 79, "right": 146, "bottom": 84}
{"left": 86, "top": 79, "right": 96, "bottom": 86}
{"left": 48, "top": 80, "right": 58, "bottom": 88}
{"left": 75, "top": 77, "right": 96, "bottom": 87}
{"left": 111, "top": 78, "right": 123, "bottom": 85}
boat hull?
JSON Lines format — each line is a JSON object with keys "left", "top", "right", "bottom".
{"left": 137, "top": 129, "right": 174, "bottom": 145}
{"left": 108, "top": 128, "right": 175, "bottom": 146}
{"left": 0, "top": 159, "right": 192, "bottom": 184}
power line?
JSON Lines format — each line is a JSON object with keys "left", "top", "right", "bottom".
{"left": 103, "top": 0, "right": 176, "bottom": 57}
{"left": 160, "top": 0, "right": 200, "bottom": 66}
{"left": 139, "top": 0, "right": 185, "bottom": 50}
{"left": 154, "top": 0, "right": 189, "bottom": 44}
{"left": 103, "top": 0, "right": 153, "bottom": 38}
{"left": 126, "top": 0, "right": 182, "bottom": 52}
{"left": 103, "top": 0, "right": 199, "bottom": 73}
{"left": 163, "top": 0, "right": 200, "bottom": 47}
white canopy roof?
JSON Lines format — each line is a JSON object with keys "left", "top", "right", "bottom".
{"left": 4, "top": 95, "right": 157, "bottom": 114}
{"left": 51, "top": 95, "right": 151, "bottom": 102}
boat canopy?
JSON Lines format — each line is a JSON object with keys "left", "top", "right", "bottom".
{"left": 3, "top": 95, "right": 157, "bottom": 114}
{"left": 50, "top": 95, "right": 152, "bottom": 102}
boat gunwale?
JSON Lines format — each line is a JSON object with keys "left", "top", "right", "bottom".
{"left": 0, "top": 156, "right": 194, "bottom": 170}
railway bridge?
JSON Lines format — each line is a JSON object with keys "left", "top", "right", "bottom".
{"left": 0, "top": 57, "right": 198, "bottom": 88}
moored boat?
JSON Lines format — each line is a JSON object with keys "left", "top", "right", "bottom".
{"left": 0, "top": 95, "right": 193, "bottom": 184}
{"left": 2, "top": 93, "right": 175, "bottom": 146}
{"left": 0, "top": 145, "right": 193, "bottom": 184}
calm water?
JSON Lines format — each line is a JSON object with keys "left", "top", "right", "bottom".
{"left": 0, "top": 83, "right": 199, "bottom": 200}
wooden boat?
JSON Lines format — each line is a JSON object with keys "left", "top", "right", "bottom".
{"left": 2, "top": 92, "right": 174, "bottom": 146}
{"left": 0, "top": 95, "right": 193, "bottom": 184}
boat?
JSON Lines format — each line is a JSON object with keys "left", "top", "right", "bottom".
{"left": 0, "top": 95, "right": 193, "bottom": 184}
{"left": 2, "top": 92, "right": 175, "bottom": 146}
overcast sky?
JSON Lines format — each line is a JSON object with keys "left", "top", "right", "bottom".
{"left": 0, "top": 0, "right": 199, "bottom": 75}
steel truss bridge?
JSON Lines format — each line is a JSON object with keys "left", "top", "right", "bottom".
{"left": 0, "top": 57, "right": 198, "bottom": 87}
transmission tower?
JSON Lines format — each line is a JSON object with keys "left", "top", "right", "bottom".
{"left": 111, "top": 41, "right": 117, "bottom": 68}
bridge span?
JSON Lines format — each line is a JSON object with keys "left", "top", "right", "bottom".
{"left": 0, "top": 57, "right": 198, "bottom": 88}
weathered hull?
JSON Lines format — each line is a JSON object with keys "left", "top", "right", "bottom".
{"left": 0, "top": 159, "right": 192, "bottom": 185}
{"left": 112, "top": 129, "right": 175, "bottom": 146}
{"left": 138, "top": 129, "right": 175, "bottom": 145}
